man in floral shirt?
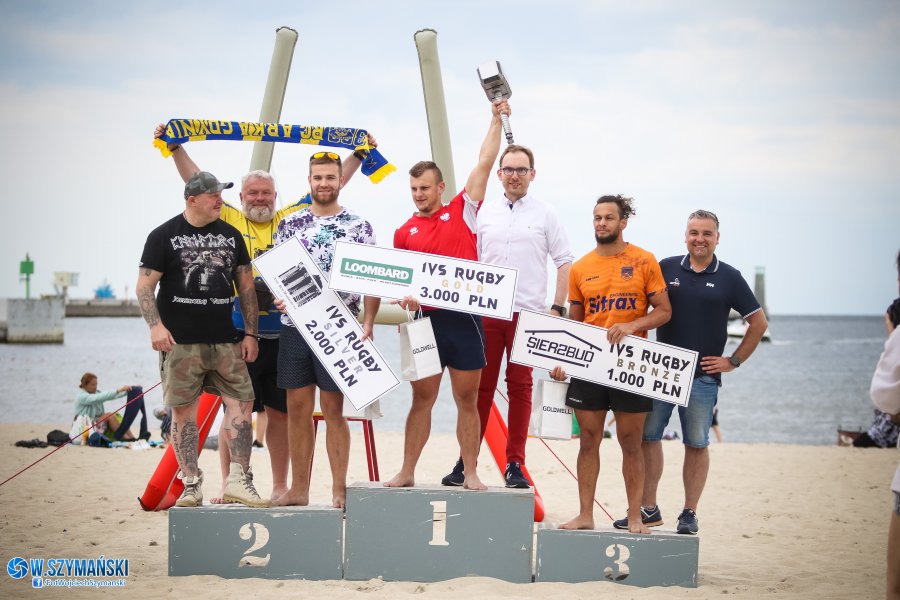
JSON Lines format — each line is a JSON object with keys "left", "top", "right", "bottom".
{"left": 271, "top": 152, "right": 380, "bottom": 509}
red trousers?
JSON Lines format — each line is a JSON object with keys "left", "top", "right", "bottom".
{"left": 477, "top": 313, "right": 533, "bottom": 465}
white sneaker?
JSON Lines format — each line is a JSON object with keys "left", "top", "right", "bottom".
{"left": 175, "top": 469, "right": 204, "bottom": 507}
{"left": 223, "top": 463, "right": 269, "bottom": 508}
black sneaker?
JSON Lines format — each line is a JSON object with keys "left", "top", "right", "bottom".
{"left": 612, "top": 505, "right": 664, "bottom": 529}
{"left": 441, "top": 458, "right": 465, "bottom": 486}
{"left": 504, "top": 462, "right": 531, "bottom": 489}
{"left": 676, "top": 508, "right": 699, "bottom": 534}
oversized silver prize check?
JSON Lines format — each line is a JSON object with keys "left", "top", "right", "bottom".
{"left": 329, "top": 241, "right": 518, "bottom": 320}
{"left": 252, "top": 237, "right": 400, "bottom": 411}
{"left": 510, "top": 309, "right": 698, "bottom": 406}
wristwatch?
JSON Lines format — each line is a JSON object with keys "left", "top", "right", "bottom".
{"left": 550, "top": 304, "right": 567, "bottom": 317}
{"left": 728, "top": 355, "right": 742, "bottom": 368}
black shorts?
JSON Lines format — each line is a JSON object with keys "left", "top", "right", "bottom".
{"left": 247, "top": 336, "right": 287, "bottom": 413}
{"left": 428, "top": 309, "right": 486, "bottom": 371}
{"left": 277, "top": 324, "right": 341, "bottom": 392}
{"left": 564, "top": 377, "right": 652, "bottom": 413}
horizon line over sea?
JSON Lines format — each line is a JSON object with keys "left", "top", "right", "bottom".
{"left": 25, "top": 294, "right": 896, "bottom": 320}
{"left": 0, "top": 314, "right": 888, "bottom": 446}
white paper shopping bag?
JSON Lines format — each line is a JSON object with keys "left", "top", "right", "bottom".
{"left": 529, "top": 379, "right": 574, "bottom": 440}
{"left": 343, "top": 398, "right": 383, "bottom": 420}
{"left": 399, "top": 310, "right": 442, "bottom": 381}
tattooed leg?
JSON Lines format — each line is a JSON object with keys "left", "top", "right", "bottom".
{"left": 171, "top": 404, "right": 200, "bottom": 477}
{"left": 223, "top": 397, "right": 253, "bottom": 469}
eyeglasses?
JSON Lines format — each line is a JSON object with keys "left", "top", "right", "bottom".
{"left": 500, "top": 166, "right": 532, "bottom": 177}
{"left": 310, "top": 151, "right": 340, "bottom": 162}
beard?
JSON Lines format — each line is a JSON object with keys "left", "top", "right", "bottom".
{"left": 243, "top": 203, "right": 275, "bottom": 223}
{"left": 311, "top": 188, "right": 339, "bottom": 205}
{"left": 595, "top": 231, "right": 620, "bottom": 245}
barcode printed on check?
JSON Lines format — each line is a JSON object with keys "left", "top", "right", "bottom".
{"left": 278, "top": 264, "right": 321, "bottom": 306}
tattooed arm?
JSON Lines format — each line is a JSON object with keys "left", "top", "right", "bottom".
{"left": 235, "top": 264, "right": 259, "bottom": 363}
{"left": 136, "top": 267, "right": 176, "bottom": 352}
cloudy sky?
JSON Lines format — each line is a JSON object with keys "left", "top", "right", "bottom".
{"left": 1, "top": 0, "right": 897, "bottom": 315}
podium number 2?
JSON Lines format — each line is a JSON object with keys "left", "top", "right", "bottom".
{"left": 603, "top": 543, "right": 630, "bottom": 581}
{"left": 239, "top": 522, "right": 271, "bottom": 568}
{"left": 429, "top": 501, "right": 450, "bottom": 546}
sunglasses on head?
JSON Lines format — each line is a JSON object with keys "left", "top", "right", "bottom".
{"left": 310, "top": 151, "right": 340, "bottom": 162}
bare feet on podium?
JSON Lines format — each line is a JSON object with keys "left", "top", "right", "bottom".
{"left": 559, "top": 514, "right": 594, "bottom": 530}
{"left": 463, "top": 472, "right": 487, "bottom": 491}
{"left": 383, "top": 471, "right": 415, "bottom": 487}
{"left": 271, "top": 488, "right": 309, "bottom": 507}
{"left": 270, "top": 484, "right": 288, "bottom": 504}
{"left": 332, "top": 483, "right": 347, "bottom": 509}
{"left": 628, "top": 519, "right": 651, "bottom": 535}
{"left": 210, "top": 485, "right": 235, "bottom": 505}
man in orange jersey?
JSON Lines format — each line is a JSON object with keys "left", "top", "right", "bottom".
{"left": 550, "top": 195, "right": 671, "bottom": 533}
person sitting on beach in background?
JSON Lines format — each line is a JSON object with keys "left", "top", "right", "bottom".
{"left": 137, "top": 171, "right": 267, "bottom": 508}
{"left": 153, "top": 124, "right": 375, "bottom": 504}
{"left": 852, "top": 409, "right": 900, "bottom": 448}
{"left": 549, "top": 195, "right": 671, "bottom": 533}
{"left": 872, "top": 250, "right": 900, "bottom": 600}
{"left": 270, "top": 151, "right": 380, "bottom": 509}
{"left": 73, "top": 372, "right": 136, "bottom": 441}
{"left": 618, "top": 209, "right": 767, "bottom": 535}
{"left": 383, "top": 99, "right": 506, "bottom": 491}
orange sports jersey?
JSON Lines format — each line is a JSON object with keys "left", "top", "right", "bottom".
{"left": 569, "top": 243, "right": 667, "bottom": 337}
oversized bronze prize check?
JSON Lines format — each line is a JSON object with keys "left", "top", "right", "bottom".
{"left": 510, "top": 310, "right": 698, "bottom": 406}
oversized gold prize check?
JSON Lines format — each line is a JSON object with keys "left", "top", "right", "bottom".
{"left": 329, "top": 241, "right": 518, "bottom": 320}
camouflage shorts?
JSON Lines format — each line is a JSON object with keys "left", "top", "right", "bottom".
{"left": 159, "top": 343, "right": 255, "bottom": 408}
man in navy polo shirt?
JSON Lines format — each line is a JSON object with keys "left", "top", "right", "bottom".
{"left": 613, "top": 209, "right": 768, "bottom": 534}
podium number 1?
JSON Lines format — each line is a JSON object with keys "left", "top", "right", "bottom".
{"left": 429, "top": 501, "right": 450, "bottom": 546}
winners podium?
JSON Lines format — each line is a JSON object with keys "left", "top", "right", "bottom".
{"left": 169, "top": 482, "right": 698, "bottom": 586}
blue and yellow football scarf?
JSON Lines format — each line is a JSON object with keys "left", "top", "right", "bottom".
{"left": 153, "top": 119, "right": 395, "bottom": 184}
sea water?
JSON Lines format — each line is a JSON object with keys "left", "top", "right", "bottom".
{"left": 0, "top": 315, "right": 887, "bottom": 445}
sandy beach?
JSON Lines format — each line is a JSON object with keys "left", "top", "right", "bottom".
{"left": 0, "top": 422, "right": 894, "bottom": 598}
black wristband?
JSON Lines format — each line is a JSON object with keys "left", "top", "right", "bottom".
{"left": 245, "top": 332, "right": 260, "bottom": 340}
{"left": 353, "top": 150, "right": 367, "bottom": 161}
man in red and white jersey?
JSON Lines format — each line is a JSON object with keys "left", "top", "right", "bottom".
{"left": 384, "top": 99, "right": 508, "bottom": 490}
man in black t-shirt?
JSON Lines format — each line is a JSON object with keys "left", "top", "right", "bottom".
{"left": 137, "top": 171, "right": 267, "bottom": 508}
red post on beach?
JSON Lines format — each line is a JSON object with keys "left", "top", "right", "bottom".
{"left": 484, "top": 402, "right": 545, "bottom": 522}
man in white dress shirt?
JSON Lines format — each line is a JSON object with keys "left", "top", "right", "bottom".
{"left": 441, "top": 140, "right": 574, "bottom": 488}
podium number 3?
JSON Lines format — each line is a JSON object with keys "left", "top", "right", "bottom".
{"left": 429, "top": 501, "right": 449, "bottom": 546}
{"left": 603, "top": 543, "right": 630, "bottom": 581}
{"left": 239, "top": 522, "right": 271, "bottom": 568}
